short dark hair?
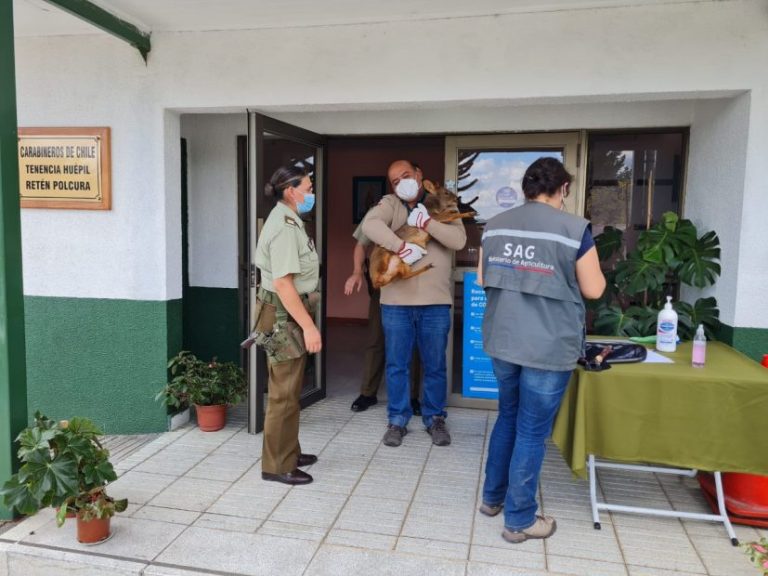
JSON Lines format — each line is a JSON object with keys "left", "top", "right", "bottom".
{"left": 521, "top": 157, "right": 573, "bottom": 200}
{"left": 265, "top": 165, "right": 308, "bottom": 200}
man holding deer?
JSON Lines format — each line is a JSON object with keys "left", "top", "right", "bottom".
{"left": 362, "top": 160, "right": 467, "bottom": 447}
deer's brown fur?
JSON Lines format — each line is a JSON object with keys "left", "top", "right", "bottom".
{"left": 369, "top": 180, "right": 475, "bottom": 289}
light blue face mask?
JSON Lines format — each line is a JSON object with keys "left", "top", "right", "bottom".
{"left": 297, "top": 192, "right": 315, "bottom": 214}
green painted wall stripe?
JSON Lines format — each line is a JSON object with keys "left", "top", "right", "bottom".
{"left": 0, "top": 0, "right": 28, "bottom": 521}
{"left": 167, "top": 298, "right": 183, "bottom": 362}
{"left": 42, "top": 0, "right": 151, "bottom": 60}
{"left": 24, "top": 296, "right": 178, "bottom": 435}
{"left": 716, "top": 323, "right": 768, "bottom": 364}
{"left": 183, "top": 287, "right": 241, "bottom": 364}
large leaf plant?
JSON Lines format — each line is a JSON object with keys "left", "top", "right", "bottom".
{"left": 0, "top": 412, "right": 127, "bottom": 526}
{"left": 591, "top": 212, "right": 721, "bottom": 340}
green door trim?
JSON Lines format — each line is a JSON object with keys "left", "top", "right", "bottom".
{"left": 0, "top": 0, "right": 29, "bottom": 520}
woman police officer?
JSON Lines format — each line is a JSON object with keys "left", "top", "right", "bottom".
{"left": 254, "top": 164, "right": 321, "bottom": 486}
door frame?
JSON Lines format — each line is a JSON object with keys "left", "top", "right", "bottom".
{"left": 246, "top": 112, "right": 327, "bottom": 434}
{"left": 444, "top": 131, "right": 585, "bottom": 410}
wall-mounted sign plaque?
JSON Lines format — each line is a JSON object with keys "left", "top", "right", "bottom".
{"left": 18, "top": 127, "right": 111, "bottom": 210}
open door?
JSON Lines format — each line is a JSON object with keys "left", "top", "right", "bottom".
{"left": 247, "top": 113, "right": 326, "bottom": 434}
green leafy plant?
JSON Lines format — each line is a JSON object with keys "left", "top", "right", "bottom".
{"left": 0, "top": 412, "right": 127, "bottom": 526}
{"left": 592, "top": 212, "right": 721, "bottom": 339}
{"left": 156, "top": 351, "right": 247, "bottom": 408}
{"left": 742, "top": 538, "right": 768, "bottom": 574}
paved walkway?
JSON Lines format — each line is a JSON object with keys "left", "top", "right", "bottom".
{"left": 0, "top": 395, "right": 763, "bottom": 575}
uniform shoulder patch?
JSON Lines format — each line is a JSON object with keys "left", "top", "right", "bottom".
{"left": 284, "top": 215, "right": 298, "bottom": 227}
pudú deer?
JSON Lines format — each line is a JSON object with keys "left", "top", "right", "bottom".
{"left": 369, "top": 180, "right": 476, "bottom": 289}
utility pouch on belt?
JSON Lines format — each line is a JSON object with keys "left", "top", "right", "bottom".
{"left": 240, "top": 297, "right": 277, "bottom": 350}
{"left": 265, "top": 321, "right": 306, "bottom": 362}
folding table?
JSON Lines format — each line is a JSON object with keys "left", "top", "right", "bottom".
{"left": 552, "top": 341, "right": 768, "bottom": 545}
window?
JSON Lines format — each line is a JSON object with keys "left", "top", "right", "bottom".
{"left": 586, "top": 131, "right": 687, "bottom": 252}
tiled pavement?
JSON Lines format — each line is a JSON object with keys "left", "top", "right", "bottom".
{"left": 0, "top": 396, "right": 764, "bottom": 576}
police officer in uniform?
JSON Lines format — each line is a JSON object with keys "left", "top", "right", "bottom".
{"left": 254, "top": 164, "right": 321, "bottom": 486}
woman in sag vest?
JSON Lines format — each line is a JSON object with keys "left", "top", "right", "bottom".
{"left": 254, "top": 165, "right": 321, "bottom": 486}
{"left": 477, "top": 157, "right": 606, "bottom": 543}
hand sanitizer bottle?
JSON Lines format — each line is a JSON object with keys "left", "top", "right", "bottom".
{"left": 692, "top": 324, "right": 706, "bottom": 367}
{"left": 656, "top": 296, "right": 678, "bottom": 353}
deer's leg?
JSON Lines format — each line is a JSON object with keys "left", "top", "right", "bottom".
{"left": 397, "top": 262, "right": 435, "bottom": 281}
{"left": 436, "top": 212, "right": 476, "bottom": 223}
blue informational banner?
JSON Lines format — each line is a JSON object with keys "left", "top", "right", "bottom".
{"left": 462, "top": 271, "right": 499, "bottom": 399}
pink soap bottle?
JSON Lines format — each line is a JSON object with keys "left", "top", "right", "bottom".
{"left": 692, "top": 324, "right": 706, "bottom": 368}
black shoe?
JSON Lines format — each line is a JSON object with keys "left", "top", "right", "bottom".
{"left": 297, "top": 453, "right": 318, "bottom": 467}
{"left": 351, "top": 394, "right": 378, "bottom": 412}
{"left": 262, "top": 468, "right": 313, "bottom": 485}
{"left": 411, "top": 398, "right": 422, "bottom": 416}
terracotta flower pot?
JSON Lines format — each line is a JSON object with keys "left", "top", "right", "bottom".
{"left": 77, "top": 515, "right": 111, "bottom": 544}
{"left": 195, "top": 404, "right": 227, "bottom": 432}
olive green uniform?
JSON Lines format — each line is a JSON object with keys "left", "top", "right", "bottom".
{"left": 255, "top": 201, "right": 319, "bottom": 474}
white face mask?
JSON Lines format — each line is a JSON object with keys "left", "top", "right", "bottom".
{"left": 395, "top": 178, "right": 420, "bottom": 202}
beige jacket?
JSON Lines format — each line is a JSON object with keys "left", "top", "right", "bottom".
{"left": 361, "top": 194, "right": 466, "bottom": 306}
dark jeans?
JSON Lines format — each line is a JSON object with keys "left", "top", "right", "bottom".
{"left": 482, "top": 358, "right": 571, "bottom": 530}
{"left": 381, "top": 304, "right": 451, "bottom": 428}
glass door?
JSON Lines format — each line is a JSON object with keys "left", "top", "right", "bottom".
{"left": 247, "top": 113, "right": 326, "bottom": 434}
{"left": 444, "top": 133, "right": 583, "bottom": 409}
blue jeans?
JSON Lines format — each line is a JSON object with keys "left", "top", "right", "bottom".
{"left": 482, "top": 358, "right": 571, "bottom": 531}
{"left": 381, "top": 304, "right": 450, "bottom": 428}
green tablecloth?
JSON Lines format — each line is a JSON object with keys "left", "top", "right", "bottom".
{"left": 552, "top": 341, "right": 768, "bottom": 478}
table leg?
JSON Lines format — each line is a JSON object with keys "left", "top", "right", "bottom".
{"left": 586, "top": 455, "right": 739, "bottom": 544}
{"left": 713, "top": 471, "right": 739, "bottom": 546}
{"left": 588, "top": 454, "right": 601, "bottom": 529}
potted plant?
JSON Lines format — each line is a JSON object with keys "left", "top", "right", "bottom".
{"left": 591, "top": 211, "right": 722, "bottom": 339}
{"left": 0, "top": 412, "right": 127, "bottom": 544}
{"left": 742, "top": 537, "right": 768, "bottom": 574}
{"left": 157, "top": 351, "right": 247, "bottom": 432}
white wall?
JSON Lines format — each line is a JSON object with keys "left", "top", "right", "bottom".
{"left": 683, "top": 94, "right": 751, "bottom": 325}
{"left": 268, "top": 99, "right": 703, "bottom": 135}
{"left": 142, "top": 1, "right": 767, "bottom": 110}
{"left": 733, "top": 87, "right": 768, "bottom": 327}
{"left": 16, "top": 35, "right": 172, "bottom": 301}
{"left": 13, "top": 0, "right": 768, "bottom": 328}
{"left": 180, "top": 114, "right": 246, "bottom": 289}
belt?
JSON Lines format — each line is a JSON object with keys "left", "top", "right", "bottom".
{"left": 257, "top": 286, "right": 310, "bottom": 306}
{"left": 257, "top": 286, "right": 312, "bottom": 325}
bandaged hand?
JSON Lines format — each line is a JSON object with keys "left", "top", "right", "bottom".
{"left": 407, "top": 203, "right": 431, "bottom": 230}
{"left": 397, "top": 242, "right": 427, "bottom": 265}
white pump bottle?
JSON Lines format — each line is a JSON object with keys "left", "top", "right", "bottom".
{"left": 656, "top": 296, "right": 678, "bottom": 353}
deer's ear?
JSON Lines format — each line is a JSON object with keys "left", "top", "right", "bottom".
{"left": 423, "top": 180, "right": 436, "bottom": 194}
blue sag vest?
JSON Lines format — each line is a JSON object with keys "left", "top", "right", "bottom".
{"left": 481, "top": 201, "right": 589, "bottom": 371}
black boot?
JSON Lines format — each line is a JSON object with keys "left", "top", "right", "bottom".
{"left": 351, "top": 394, "right": 378, "bottom": 412}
